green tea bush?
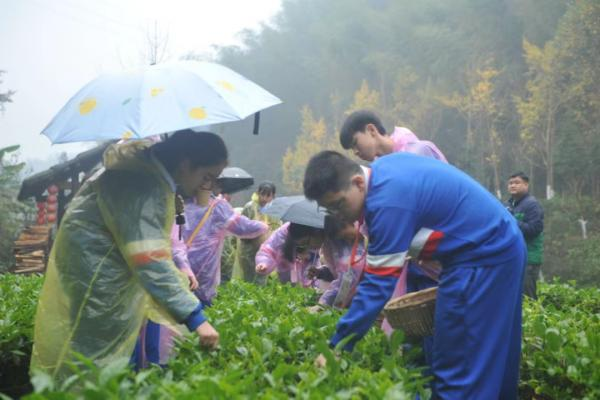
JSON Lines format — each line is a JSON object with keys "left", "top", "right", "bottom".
{"left": 3, "top": 275, "right": 600, "bottom": 399}
{"left": 0, "top": 273, "right": 43, "bottom": 397}
{"left": 520, "top": 281, "right": 600, "bottom": 399}
{"left": 24, "top": 280, "right": 430, "bottom": 399}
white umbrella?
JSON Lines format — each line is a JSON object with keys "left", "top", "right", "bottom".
{"left": 42, "top": 61, "right": 281, "bottom": 143}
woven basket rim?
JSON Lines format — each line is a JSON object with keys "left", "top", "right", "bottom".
{"left": 384, "top": 287, "right": 437, "bottom": 311}
{"left": 383, "top": 287, "right": 437, "bottom": 337}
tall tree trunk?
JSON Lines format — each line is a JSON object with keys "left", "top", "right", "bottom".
{"left": 493, "top": 158, "right": 501, "bottom": 199}
{"left": 528, "top": 160, "right": 535, "bottom": 197}
{"left": 545, "top": 102, "right": 555, "bottom": 199}
{"left": 466, "top": 108, "right": 473, "bottom": 171}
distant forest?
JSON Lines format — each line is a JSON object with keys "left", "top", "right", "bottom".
{"left": 205, "top": 0, "right": 598, "bottom": 204}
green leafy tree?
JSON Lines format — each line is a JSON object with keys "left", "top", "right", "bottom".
{"left": 391, "top": 71, "right": 445, "bottom": 145}
{"left": 282, "top": 107, "right": 339, "bottom": 193}
{"left": 516, "top": 39, "right": 572, "bottom": 200}
{"left": 208, "top": 0, "right": 594, "bottom": 205}
{"left": 552, "top": 0, "right": 600, "bottom": 197}
{"left": 439, "top": 61, "right": 504, "bottom": 195}
{"left": 0, "top": 146, "right": 31, "bottom": 271}
{"left": 345, "top": 80, "right": 382, "bottom": 115}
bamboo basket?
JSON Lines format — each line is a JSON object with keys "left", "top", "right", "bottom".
{"left": 383, "top": 287, "right": 437, "bottom": 337}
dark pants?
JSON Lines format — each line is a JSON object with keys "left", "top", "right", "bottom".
{"left": 523, "top": 264, "right": 541, "bottom": 299}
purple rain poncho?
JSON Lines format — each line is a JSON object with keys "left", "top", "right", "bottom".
{"left": 172, "top": 197, "right": 268, "bottom": 303}
{"left": 255, "top": 222, "right": 321, "bottom": 288}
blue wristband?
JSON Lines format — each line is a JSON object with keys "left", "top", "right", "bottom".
{"left": 184, "top": 303, "right": 207, "bottom": 331}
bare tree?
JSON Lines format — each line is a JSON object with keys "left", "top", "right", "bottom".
{"left": 141, "top": 21, "right": 170, "bottom": 65}
{"left": 0, "top": 71, "right": 16, "bottom": 114}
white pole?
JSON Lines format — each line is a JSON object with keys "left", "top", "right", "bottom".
{"left": 546, "top": 185, "right": 555, "bottom": 200}
{"left": 578, "top": 217, "right": 588, "bottom": 240}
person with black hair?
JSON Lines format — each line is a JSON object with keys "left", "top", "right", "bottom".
{"left": 255, "top": 222, "right": 324, "bottom": 287}
{"left": 317, "top": 216, "right": 366, "bottom": 309}
{"left": 31, "top": 130, "right": 227, "bottom": 380}
{"left": 237, "top": 181, "right": 280, "bottom": 284}
{"left": 507, "top": 171, "right": 544, "bottom": 299}
{"left": 257, "top": 181, "right": 277, "bottom": 199}
{"left": 341, "top": 110, "right": 443, "bottom": 346}
{"left": 339, "top": 110, "right": 447, "bottom": 162}
{"left": 304, "top": 150, "right": 526, "bottom": 399}
{"left": 133, "top": 176, "right": 270, "bottom": 369}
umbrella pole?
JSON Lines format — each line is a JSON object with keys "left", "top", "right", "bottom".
{"left": 253, "top": 112, "right": 260, "bottom": 135}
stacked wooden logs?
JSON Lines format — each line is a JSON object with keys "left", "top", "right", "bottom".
{"left": 12, "top": 225, "right": 52, "bottom": 274}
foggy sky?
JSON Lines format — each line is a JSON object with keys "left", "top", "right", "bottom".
{"left": 0, "top": 0, "right": 281, "bottom": 172}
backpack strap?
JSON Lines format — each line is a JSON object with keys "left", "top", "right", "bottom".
{"left": 185, "top": 201, "right": 218, "bottom": 246}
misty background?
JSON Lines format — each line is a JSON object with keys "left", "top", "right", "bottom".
{"left": 1, "top": 0, "right": 599, "bottom": 284}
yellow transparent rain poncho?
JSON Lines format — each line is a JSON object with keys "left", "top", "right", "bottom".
{"left": 31, "top": 141, "right": 199, "bottom": 380}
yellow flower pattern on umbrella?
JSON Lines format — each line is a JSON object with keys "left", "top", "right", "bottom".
{"left": 79, "top": 98, "right": 97, "bottom": 115}
{"left": 42, "top": 61, "right": 281, "bottom": 143}
{"left": 217, "top": 81, "right": 235, "bottom": 91}
{"left": 189, "top": 107, "right": 207, "bottom": 120}
{"left": 150, "top": 88, "right": 164, "bottom": 97}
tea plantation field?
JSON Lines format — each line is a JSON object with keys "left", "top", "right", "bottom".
{"left": 1, "top": 274, "right": 599, "bottom": 399}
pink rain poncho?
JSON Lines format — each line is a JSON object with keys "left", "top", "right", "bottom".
{"left": 391, "top": 127, "right": 448, "bottom": 163}
{"left": 172, "top": 197, "right": 268, "bottom": 304}
{"left": 319, "top": 238, "right": 366, "bottom": 307}
{"left": 255, "top": 222, "right": 320, "bottom": 288}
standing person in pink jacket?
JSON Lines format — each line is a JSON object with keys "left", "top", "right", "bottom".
{"left": 172, "top": 188, "right": 269, "bottom": 306}
{"left": 318, "top": 217, "right": 366, "bottom": 309}
{"left": 339, "top": 109, "right": 447, "bottom": 163}
{"left": 255, "top": 222, "right": 324, "bottom": 287}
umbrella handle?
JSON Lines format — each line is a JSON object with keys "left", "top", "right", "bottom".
{"left": 253, "top": 112, "right": 260, "bottom": 135}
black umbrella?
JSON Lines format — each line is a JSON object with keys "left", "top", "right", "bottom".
{"left": 217, "top": 167, "right": 254, "bottom": 194}
{"left": 261, "top": 195, "right": 327, "bottom": 228}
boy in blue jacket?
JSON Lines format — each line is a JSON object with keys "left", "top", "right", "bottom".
{"left": 304, "top": 150, "right": 526, "bottom": 399}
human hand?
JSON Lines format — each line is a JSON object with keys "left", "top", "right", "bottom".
{"left": 196, "top": 321, "right": 219, "bottom": 349}
{"left": 307, "top": 304, "right": 325, "bottom": 314}
{"left": 255, "top": 263, "right": 268, "bottom": 274}
{"left": 187, "top": 272, "right": 199, "bottom": 290}
{"left": 314, "top": 353, "right": 327, "bottom": 368}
